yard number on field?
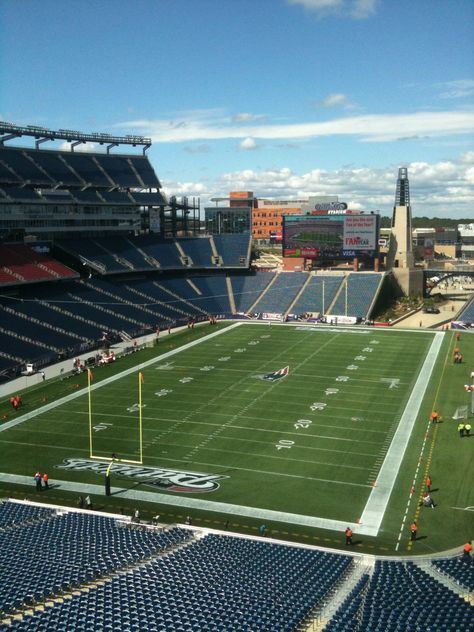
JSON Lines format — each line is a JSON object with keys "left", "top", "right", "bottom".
{"left": 275, "top": 439, "right": 294, "bottom": 450}
{"left": 93, "top": 422, "right": 112, "bottom": 433}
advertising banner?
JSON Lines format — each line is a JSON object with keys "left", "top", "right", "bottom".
{"left": 283, "top": 213, "right": 379, "bottom": 259}
{"left": 343, "top": 215, "right": 378, "bottom": 250}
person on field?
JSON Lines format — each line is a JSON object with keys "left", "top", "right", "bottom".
{"left": 429, "top": 410, "right": 439, "bottom": 424}
{"left": 345, "top": 527, "right": 353, "bottom": 545}
{"left": 457, "top": 422, "right": 466, "bottom": 438}
{"left": 462, "top": 542, "right": 472, "bottom": 560}
{"left": 34, "top": 472, "right": 42, "bottom": 492}
{"left": 465, "top": 422, "right": 471, "bottom": 437}
{"left": 422, "top": 492, "right": 435, "bottom": 509}
{"left": 410, "top": 522, "right": 417, "bottom": 541}
{"left": 42, "top": 473, "right": 49, "bottom": 490}
{"left": 426, "top": 475, "right": 432, "bottom": 493}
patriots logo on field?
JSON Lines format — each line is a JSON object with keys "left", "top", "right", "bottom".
{"left": 255, "top": 366, "right": 289, "bottom": 382}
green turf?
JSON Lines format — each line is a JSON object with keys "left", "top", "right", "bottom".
{"left": 1, "top": 323, "right": 473, "bottom": 555}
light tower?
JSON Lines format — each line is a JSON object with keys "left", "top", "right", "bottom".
{"left": 386, "top": 168, "right": 423, "bottom": 296}
{"left": 386, "top": 167, "right": 414, "bottom": 270}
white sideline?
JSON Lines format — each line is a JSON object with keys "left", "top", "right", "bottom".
{"left": 358, "top": 331, "right": 444, "bottom": 535}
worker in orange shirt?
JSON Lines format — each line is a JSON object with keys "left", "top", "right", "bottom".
{"left": 42, "top": 473, "right": 49, "bottom": 490}
{"left": 462, "top": 542, "right": 472, "bottom": 559}
{"left": 345, "top": 527, "right": 353, "bottom": 545}
{"left": 426, "top": 475, "right": 432, "bottom": 492}
{"left": 429, "top": 410, "right": 439, "bottom": 424}
{"left": 410, "top": 522, "right": 417, "bottom": 541}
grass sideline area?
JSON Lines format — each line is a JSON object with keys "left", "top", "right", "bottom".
{"left": 0, "top": 322, "right": 473, "bottom": 556}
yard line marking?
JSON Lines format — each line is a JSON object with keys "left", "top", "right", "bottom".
{"left": 48, "top": 409, "right": 389, "bottom": 439}
{"left": 0, "top": 322, "right": 243, "bottom": 434}
{"left": 359, "top": 331, "right": 444, "bottom": 537}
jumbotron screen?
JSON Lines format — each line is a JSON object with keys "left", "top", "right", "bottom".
{"left": 282, "top": 213, "right": 379, "bottom": 259}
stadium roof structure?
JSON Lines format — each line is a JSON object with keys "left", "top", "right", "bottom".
{"left": 0, "top": 122, "right": 152, "bottom": 155}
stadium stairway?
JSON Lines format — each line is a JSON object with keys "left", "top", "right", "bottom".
{"left": 247, "top": 272, "right": 279, "bottom": 313}
{"left": 286, "top": 272, "right": 313, "bottom": 317}
{"left": 325, "top": 274, "right": 347, "bottom": 315}
{"left": 93, "top": 240, "right": 135, "bottom": 272}
{"left": 208, "top": 236, "right": 223, "bottom": 266}
{"left": 174, "top": 239, "right": 192, "bottom": 267}
{"left": 226, "top": 275, "right": 236, "bottom": 313}
{"left": 125, "top": 238, "right": 160, "bottom": 270}
{"left": 305, "top": 558, "right": 370, "bottom": 631}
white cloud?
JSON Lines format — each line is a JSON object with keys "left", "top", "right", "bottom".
{"left": 239, "top": 137, "right": 258, "bottom": 150}
{"left": 233, "top": 112, "right": 267, "bottom": 123}
{"left": 315, "top": 93, "right": 355, "bottom": 108}
{"left": 163, "top": 152, "right": 474, "bottom": 219}
{"left": 183, "top": 144, "right": 210, "bottom": 154}
{"left": 438, "top": 79, "right": 474, "bottom": 99}
{"left": 288, "top": 0, "right": 376, "bottom": 18}
{"left": 115, "top": 110, "right": 474, "bottom": 145}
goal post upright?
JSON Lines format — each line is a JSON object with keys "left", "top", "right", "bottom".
{"left": 88, "top": 369, "right": 145, "bottom": 466}
{"left": 88, "top": 367, "right": 93, "bottom": 458}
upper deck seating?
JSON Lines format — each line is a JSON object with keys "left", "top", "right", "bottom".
{"left": 213, "top": 233, "right": 251, "bottom": 266}
{"left": 55, "top": 239, "right": 126, "bottom": 273}
{"left": 129, "top": 155, "right": 161, "bottom": 188}
{"left": 2, "top": 187, "right": 42, "bottom": 202}
{"left": 72, "top": 190, "right": 103, "bottom": 204}
{"left": 0, "top": 147, "right": 53, "bottom": 185}
{"left": 100, "top": 191, "right": 134, "bottom": 204}
{"left": 41, "top": 191, "right": 74, "bottom": 203}
{"left": 131, "top": 192, "right": 166, "bottom": 206}
{"left": 27, "top": 150, "right": 82, "bottom": 186}
{"left": 0, "top": 160, "right": 21, "bottom": 184}
{"left": 94, "top": 155, "right": 141, "bottom": 188}
{"left": 61, "top": 154, "right": 111, "bottom": 187}
{"left": 178, "top": 237, "right": 215, "bottom": 267}
{"left": 134, "top": 236, "right": 183, "bottom": 269}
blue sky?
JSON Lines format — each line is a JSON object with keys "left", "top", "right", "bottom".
{"left": 1, "top": 0, "right": 473, "bottom": 218}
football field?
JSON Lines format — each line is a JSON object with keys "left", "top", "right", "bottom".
{"left": 0, "top": 323, "right": 443, "bottom": 537}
